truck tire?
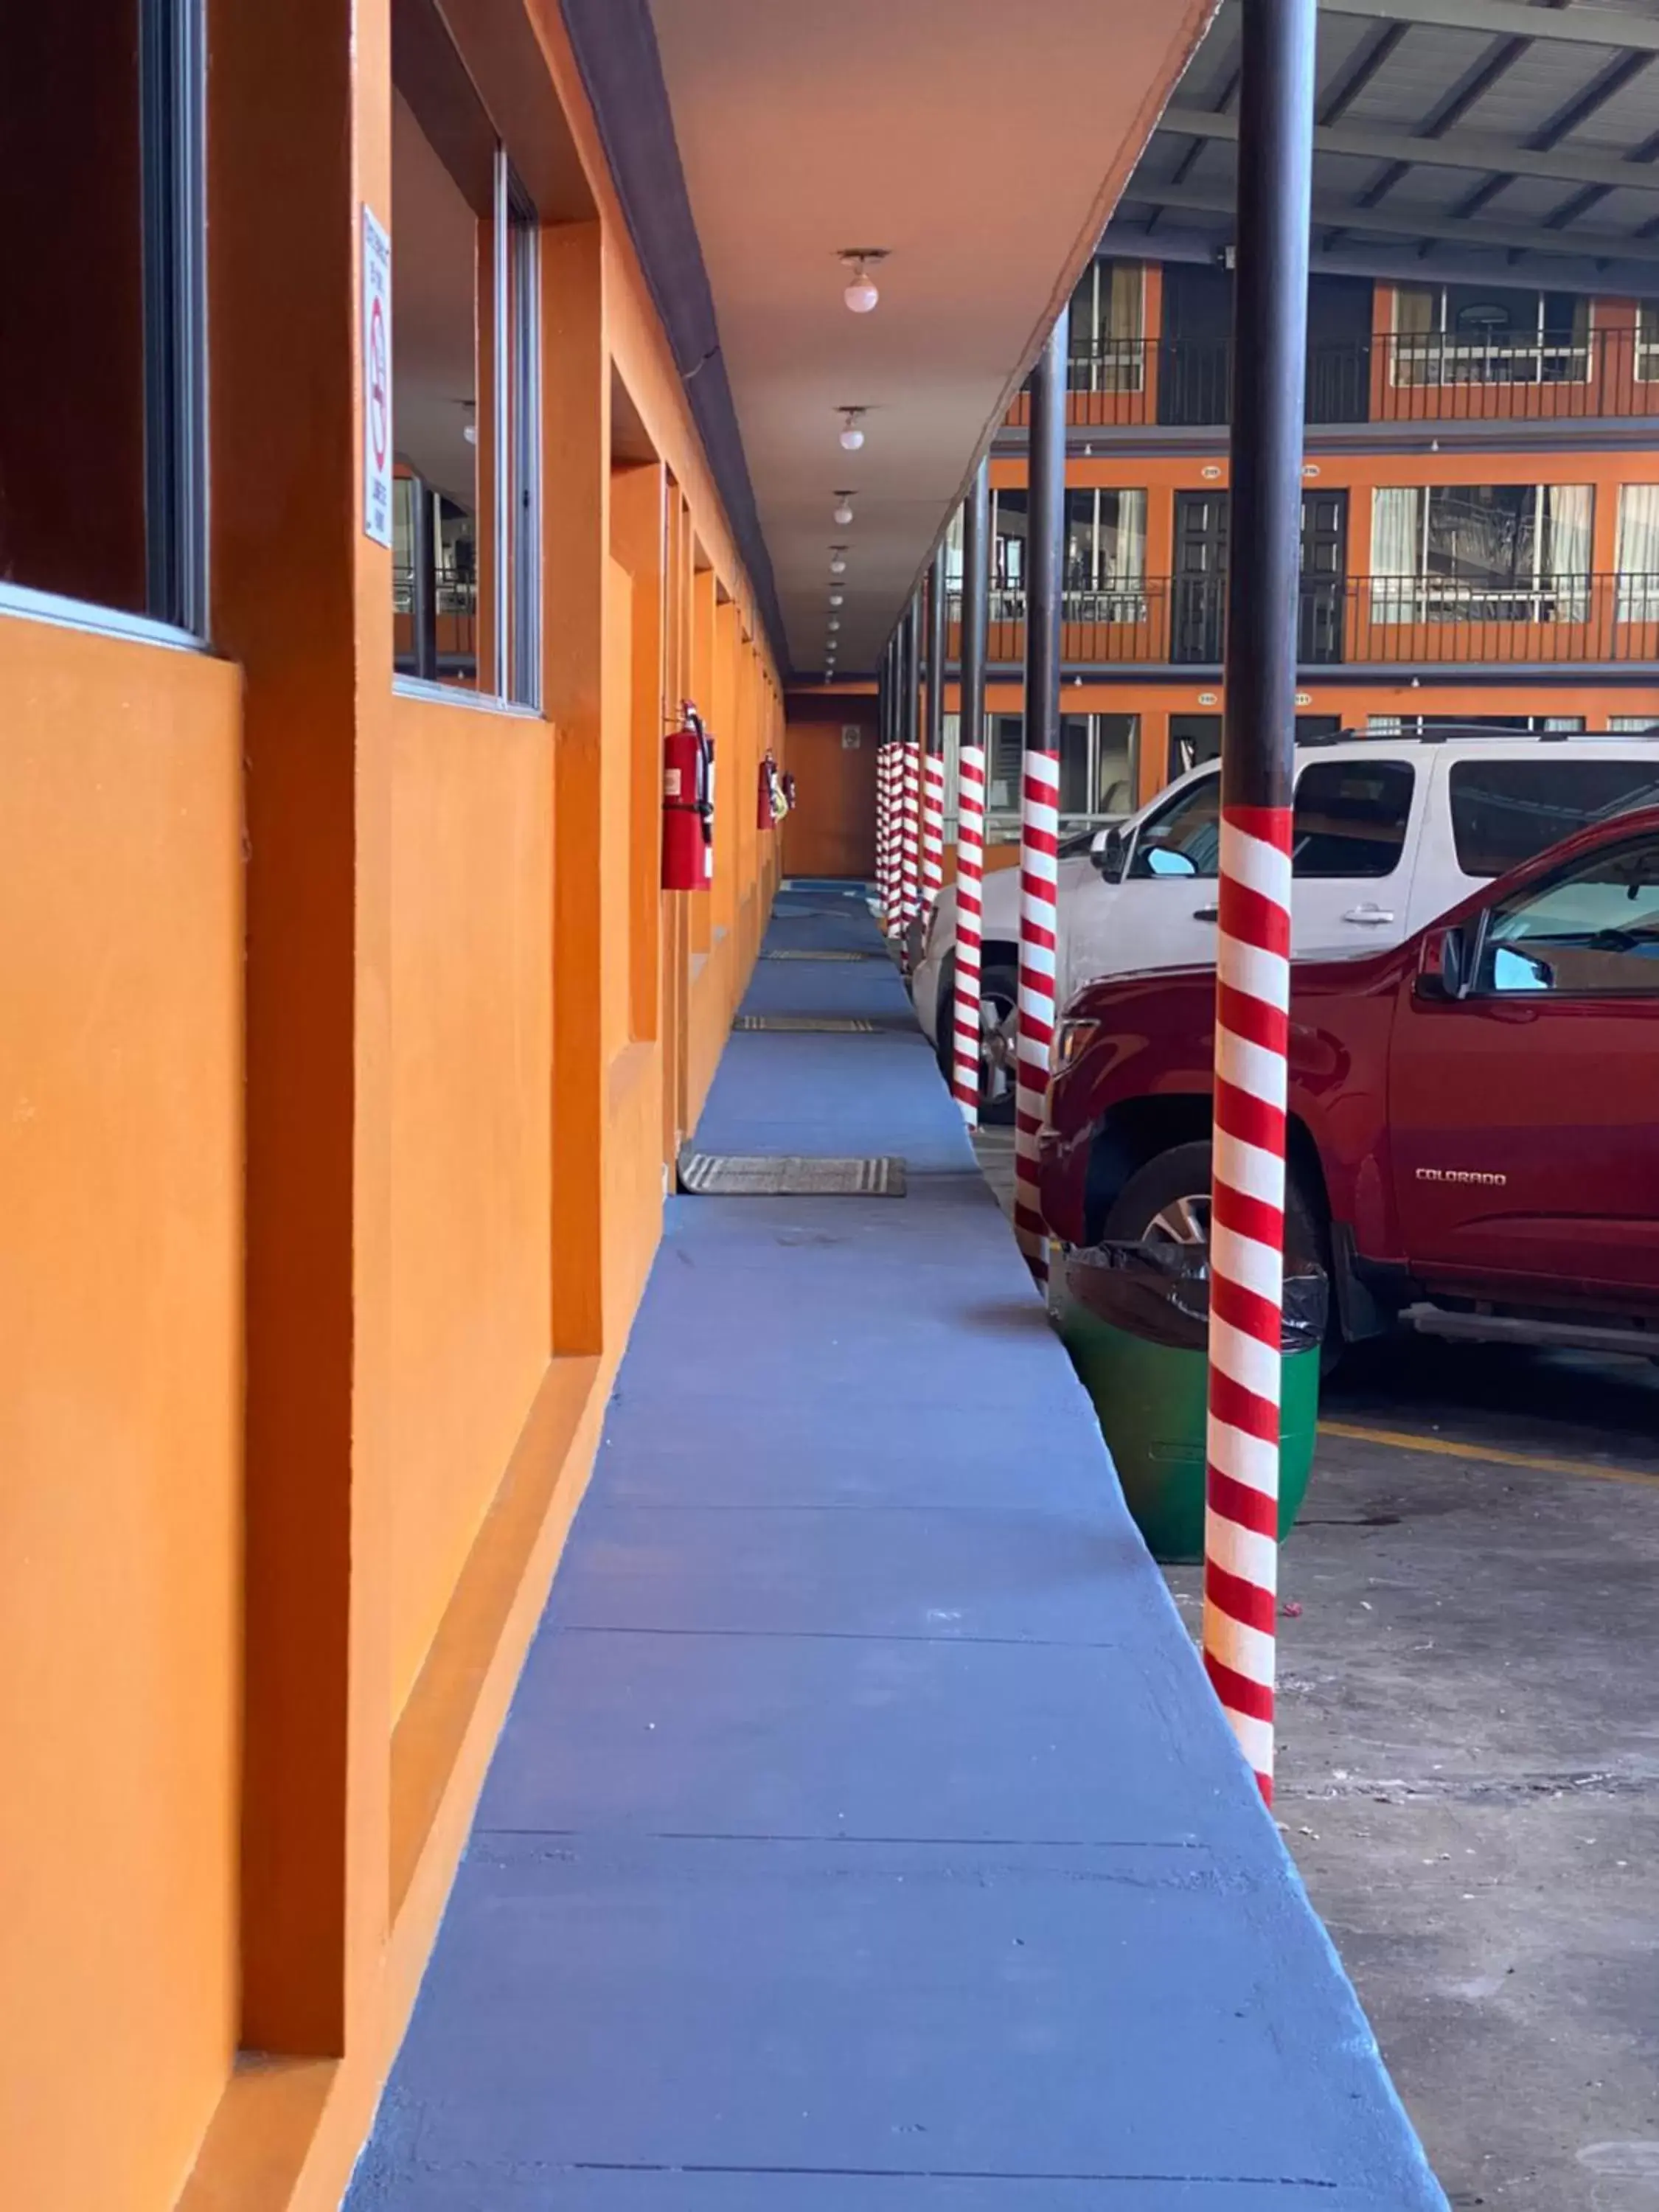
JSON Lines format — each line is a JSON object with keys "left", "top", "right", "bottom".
{"left": 1102, "top": 1139, "right": 1338, "bottom": 1368}
{"left": 934, "top": 954, "right": 1018, "bottom": 1127}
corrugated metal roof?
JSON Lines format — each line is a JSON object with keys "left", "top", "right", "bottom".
{"left": 1113, "top": 0, "right": 1659, "bottom": 296}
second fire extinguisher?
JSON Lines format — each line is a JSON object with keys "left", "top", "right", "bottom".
{"left": 757, "top": 748, "right": 785, "bottom": 829}
{"left": 662, "top": 704, "right": 716, "bottom": 891}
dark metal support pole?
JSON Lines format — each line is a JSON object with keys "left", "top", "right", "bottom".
{"left": 925, "top": 545, "right": 946, "bottom": 764}
{"left": 1023, "top": 310, "right": 1067, "bottom": 770}
{"left": 1203, "top": 0, "right": 1317, "bottom": 1809}
{"left": 961, "top": 458, "right": 990, "bottom": 768}
{"left": 1011, "top": 307, "right": 1068, "bottom": 1273}
{"left": 1224, "top": 0, "right": 1314, "bottom": 821}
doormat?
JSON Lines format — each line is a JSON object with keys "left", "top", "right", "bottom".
{"left": 678, "top": 1152, "right": 906, "bottom": 1197}
{"left": 734, "top": 1015, "right": 878, "bottom": 1033}
{"left": 762, "top": 950, "right": 882, "bottom": 962}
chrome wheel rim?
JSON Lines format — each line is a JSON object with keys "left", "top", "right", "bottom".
{"left": 979, "top": 992, "right": 1017, "bottom": 1105}
{"left": 1145, "top": 1194, "right": 1211, "bottom": 1245}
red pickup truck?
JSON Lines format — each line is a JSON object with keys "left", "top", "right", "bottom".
{"left": 1038, "top": 806, "right": 1659, "bottom": 1360}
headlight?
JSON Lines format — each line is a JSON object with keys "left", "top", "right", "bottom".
{"left": 1051, "top": 1018, "right": 1099, "bottom": 1075}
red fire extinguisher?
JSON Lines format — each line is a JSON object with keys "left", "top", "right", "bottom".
{"left": 662, "top": 705, "right": 715, "bottom": 891}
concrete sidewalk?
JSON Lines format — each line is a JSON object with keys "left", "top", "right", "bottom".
{"left": 347, "top": 886, "right": 1446, "bottom": 2211}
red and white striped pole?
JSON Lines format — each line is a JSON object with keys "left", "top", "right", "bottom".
{"left": 1012, "top": 311, "right": 1068, "bottom": 1279}
{"left": 898, "top": 596, "right": 922, "bottom": 939}
{"left": 921, "top": 546, "right": 947, "bottom": 923}
{"left": 951, "top": 460, "right": 990, "bottom": 1122}
{"left": 1202, "top": 0, "right": 1315, "bottom": 1806}
{"left": 885, "top": 734, "right": 898, "bottom": 925}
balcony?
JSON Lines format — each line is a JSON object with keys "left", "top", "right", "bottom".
{"left": 1004, "top": 328, "right": 1659, "bottom": 432}
{"left": 949, "top": 574, "right": 1659, "bottom": 670}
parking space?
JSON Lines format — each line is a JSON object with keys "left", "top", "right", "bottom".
{"left": 973, "top": 1124, "right": 1659, "bottom": 2212}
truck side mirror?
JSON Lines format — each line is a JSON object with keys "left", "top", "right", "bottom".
{"left": 1418, "top": 922, "right": 1472, "bottom": 1001}
{"left": 1092, "top": 824, "right": 1127, "bottom": 883}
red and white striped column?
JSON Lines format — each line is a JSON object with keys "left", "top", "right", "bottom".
{"left": 875, "top": 740, "right": 894, "bottom": 928}
{"left": 1012, "top": 749, "right": 1060, "bottom": 1272}
{"left": 1010, "top": 313, "right": 1068, "bottom": 1279}
{"left": 1200, "top": 0, "right": 1315, "bottom": 1805}
{"left": 1202, "top": 807, "right": 1293, "bottom": 1801}
{"left": 950, "top": 740, "right": 987, "bottom": 1121}
{"left": 922, "top": 753, "right": 945, "bottom": 917}
{"left": 951, "top": 459, "right": 991, "bottom": 1124}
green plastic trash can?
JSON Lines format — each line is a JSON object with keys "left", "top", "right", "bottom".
{"left": 1056, "top": 1242, "right": 1325, "bottom": 1565}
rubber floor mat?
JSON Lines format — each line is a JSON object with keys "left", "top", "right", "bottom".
{"left": 761, "top": 950, "right": 883, "bottom": 963}
{"left": 734, "top": 1015, "right": 878, "bottom": 1033}
{"left": 677, "top": 1152, "right": 906, "bottom": 1197}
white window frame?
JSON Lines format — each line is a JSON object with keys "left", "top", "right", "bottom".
{"left": 1389, "top": 284, "right": 1593, "bottom": 391}
{"left": 1068, "top": 260, "right": 1147, "bottom": 394}
{"left": 392, "top": 139, "right": 542, "bottom": 709}
{"left": 1370, "top": 482, "right": 1592, "bottom": 624}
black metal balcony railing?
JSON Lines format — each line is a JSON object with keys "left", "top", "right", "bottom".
{"left": 1012, "top": 327, "right": 1659, "bottom": 428}
{"left": 949, "top": 574, "right": 1659, "bottom": 667}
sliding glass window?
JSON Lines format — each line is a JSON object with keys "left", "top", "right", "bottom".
{"left": 1, "top": 0, "right": 205, "bottom": 633}
{"left": 391, "top": 5, "right": 539, "bottom": 705}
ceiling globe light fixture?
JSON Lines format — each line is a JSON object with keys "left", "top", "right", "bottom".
{"left": 832, "top": 491, "right": 855, "bottom": 526}
{"left": 839, "top": 248, "right": 887, "bottom": 314}
{"left": 838, "top": 408, "right": 866, "bottom": 452}
{"left": 829, "top": 591, "right": 844, "bottom": 607}
{"left": 828, "top": 617, "right": 841, "bottom": 631}
{"left": 829, "top": 545, "right": 848, "bottom": 575}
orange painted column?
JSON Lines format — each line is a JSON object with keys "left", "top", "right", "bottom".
{"left": 543, "top": 220, "right": 610, "bottom": 1354}
{"left": 209, "top": 0, "right": 394, "bottom": 2056}
{"left": 612, "top": 460, "right": 667, "bottom": 1044}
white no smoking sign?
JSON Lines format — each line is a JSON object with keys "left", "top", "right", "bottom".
{"left": 362, "top": 206, "right": 393, "bottom": 548}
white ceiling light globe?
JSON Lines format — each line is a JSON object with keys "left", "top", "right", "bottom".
{"left": 844, "top": 270, "right": 880, "bottom": 313}
{"left": 833, "top": 501, "right": 854, "bottom": 526}
{"left": 839, "top": 425, "right": 865, "bottom": 451}
{"left": 830, "top": 556, "right": 847, "bottom": 575}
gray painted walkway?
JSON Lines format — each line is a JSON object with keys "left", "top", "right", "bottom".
{"left": 347, "top": 886, "right": 1447, "bottom": 2211}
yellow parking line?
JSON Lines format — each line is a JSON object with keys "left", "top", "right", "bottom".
{"left": 1318, "top": 1419, "right": 1659, "bottom": 1493}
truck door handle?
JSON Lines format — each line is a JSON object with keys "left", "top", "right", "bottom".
{"left": 1342, "top": 905, "right": 1395, "bottom": 925}
{"left": 1192, "top": 905, "right": 1219, "bottom": 922}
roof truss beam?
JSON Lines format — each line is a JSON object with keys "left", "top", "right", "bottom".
{"left": 1317, "top": 0, "right": 1659, "bottom": 55}
{"left": 1159, "top": 104, "right": 1659, "bottom": 196}
{"left": 1124, "top": 176, "right": 1659, "bottom": 263}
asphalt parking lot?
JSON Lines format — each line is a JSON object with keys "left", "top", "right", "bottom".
{"left": 973, "top": 1123, "right": 1659, "bottom": 2212}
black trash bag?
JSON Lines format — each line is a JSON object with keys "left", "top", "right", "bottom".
{"left": 1062, "top": 1239, "right": 1327, "bottom": 1355}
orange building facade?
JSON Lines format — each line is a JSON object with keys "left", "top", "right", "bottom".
{"left": 957, "top": 258, "right": 1659, "bottom": 843}
{"left": 0, "top": 4, "right": 785, "bottom": 2208}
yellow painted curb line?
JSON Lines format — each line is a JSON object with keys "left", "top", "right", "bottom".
{"left": 1318, "top": 1419, "right": 1659, "bottom": 1494}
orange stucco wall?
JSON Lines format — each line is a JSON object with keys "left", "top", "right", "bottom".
{"left": 1, "top": 0, "right": 786, "bottom": 2206}
{"left": 0, "top": 622, "right": 244, "bottom": 2211}
{"left": 387, "top": 689, "right": 554, "bottom": 1718}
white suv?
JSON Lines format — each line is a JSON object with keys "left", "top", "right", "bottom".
{"left": 912, "top": 728, "right": 1659, "bottom": 1119}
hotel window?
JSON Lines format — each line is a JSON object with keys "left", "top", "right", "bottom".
{"left": 1638, "top": 304, "right": 1659, "bottom": 384}
{"left": 392, "top": 4, "right": 540, "bottom": 703}
{"left": 1369, "top": 484, "right": 1592, "bottom": 622}
{"left": 1066, "top": 260, "right": 1146, "bottom": 393}
{"left": 1615, "top": 484, "right": 1659, "bottom": 624}
{"left": 1391, "top": 284, "right": 1589, "bottom": 387}
{"left": 0, "top": 0, "right": 206, "bottom": 633}
{"left": 990, "top": 489, "right": 1028, "bottom": 617}
{"left": 987, "top": 713, "right": 1136, "bottom": 832}
{"left": 1062, "top": 489, "right": 1147, "bottom": 620}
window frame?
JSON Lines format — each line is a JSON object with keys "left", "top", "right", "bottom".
{"left": 1389, "top": 282, "right": 1593, "bottom": 390}
{"left": 388, "top": 34, "right": 542, "bottom": 710}
{"left": 1290, "top": 759, "right": 1416, "bottom": 880}
{"left": 1469, "top": 833, "right": 1659, "bottom": 999}
{"left": 0, "top": 0, "right": 208, "bottom": 646}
